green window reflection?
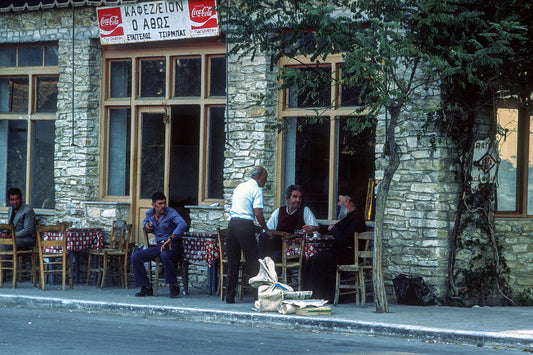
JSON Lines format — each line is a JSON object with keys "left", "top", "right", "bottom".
{"left": 0, "top": 120, "right": 27, "bottom": 206}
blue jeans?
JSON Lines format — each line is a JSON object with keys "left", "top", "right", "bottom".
{"left": 131, "top": 239, "right": 183, "bottom": 288}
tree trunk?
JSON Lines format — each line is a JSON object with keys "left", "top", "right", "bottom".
{"left": 373, "top": 104, "right": 401, "bottom": 313}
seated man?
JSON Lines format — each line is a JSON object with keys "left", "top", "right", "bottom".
{"left": 303, "top": 193, "right": 366, "bottom": 302}
{"left": 0, "top": 187, "right": 36, "bottom": 250}
{"left": 131, "top": 192, "right": 187, "bottom": 298}
{"left": 257, "top": 185, "right": 319, "bottom": 262}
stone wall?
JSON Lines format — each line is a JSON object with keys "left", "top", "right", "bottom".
{"left": 496, "top": 218, "right": 533, "bottom": 297}
{"left": 223, "top": 52, "right": 279, "bottom": 221}
{"left": 375, "top": 103, "right": 460, "bottom": 301}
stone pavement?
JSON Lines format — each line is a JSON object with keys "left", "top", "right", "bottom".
{"left": 1, "top": 282, "right": 532, "bottom": 351}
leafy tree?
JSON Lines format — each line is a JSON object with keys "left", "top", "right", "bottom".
{"left": 218, "top": 0, "right": 527, "bottom": 312}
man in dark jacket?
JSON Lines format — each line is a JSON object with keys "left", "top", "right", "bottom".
{"left": 1, "top": 187, "right": 36, "bottom": 250}
{"left": 303, "top": 194, "right": 366, "bottom": 302}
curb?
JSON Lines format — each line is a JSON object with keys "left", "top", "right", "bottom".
{"left": 2, "top": 294, "right": 532, "bottom": 349}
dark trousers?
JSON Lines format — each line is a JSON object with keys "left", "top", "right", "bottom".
{"left": 303, "top": 248, "right": 353, "bottom": 302}
{"left": 257, "top": 232, "right": 283, "bottom": 263}
{"left": 226, "top": 218, "right": 259, "bottom": 301}
{"left": 131, "top": 239, "right": 183, "bottom": 288}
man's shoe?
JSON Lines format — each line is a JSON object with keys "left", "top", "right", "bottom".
{"left": 135, "top": 286, "right": 153, "bottom": 297}
{"left": 226, "top": 297, "right": 235, "bottom": 304}
{"left": 169, "top": 284, "right": 180, "bottom": 298}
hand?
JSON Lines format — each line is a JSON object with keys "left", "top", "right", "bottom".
{"left": 145, "top": 222, "right": 154, "bottom": 233}
{"left": 328, "top": 224, "right": 334, "bottom": 232}
{"left": 161, "top": 238, "right": 172, "bottom": 252}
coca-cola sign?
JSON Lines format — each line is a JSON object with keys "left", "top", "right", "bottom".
{"left": 98, "top": 0, "right": 218, "bottom": 45}
{"left": 97, "top": 7, "right": 124, "bottom": 37}
{"left": 189, "top": 2, "right": 216, "bottom": 29}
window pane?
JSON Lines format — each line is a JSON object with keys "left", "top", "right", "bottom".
{"left": 44, "top": 45, "right": 58, "bottom": 66}
{"left": 496, "top": 108, "right": 518, "bottom": 211}
{"left": 288, "top": 67, "right": 331, "bottom": 108}
{"left": 284, "top": 117, "right": 329, "bottom": 219}
{"left": 140, "top": 59, "right": 165, "bottom": 97}
{"left": 0, "top": 47, "right": 16, "bottom": 67}
{"left": 175, "top": 57, "right": 201, "bottom": 97}
{"left": 110, "top": 61, "right": 132, "bottom": 98}
{"left": 108, "top": 109, "right": 131, "bottom": 196}
{"left": 19, "top": 47, "right": 42, "bottom": 67}
{"left": 32, "top": 120, "right": 55, "bottom": 209}
{"left": 209, "top": 57, "right": 226, "bottom": 97}
{"left": 527, "top": 115, "right": 533, "bottom": 215}
{"left": 140, "top": 113, "right": 165, "bottom": 199}
{"left": 36, "top": 76, "right": 58, "bottom": 113}
{"left": 207, "top": 106, "right": 225, "bottom": 199}
{"left": 337, "top": 117, "right": 375, "bottom": 218}
{"left": 0, "top": 77, "right": 29, "bottom": 113}
{"left": 169, "top": 105, "right": 199, "bottom": 206}
{"left": 4, "top": 121, "right": 28, "bottom": 197}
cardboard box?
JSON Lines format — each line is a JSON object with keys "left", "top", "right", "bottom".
{"left": 295, "top": 306, "right": 331, "bottom": 316}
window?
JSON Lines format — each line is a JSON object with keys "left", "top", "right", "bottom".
{"left": 101, "top": 41, "right": 226, "bottom": 205}
{"left": 0, "top": 44, "right": 58, "bottom": 209}
{"left": 496, "top": 105, "right": 532, "bottom": 216}
{"left": 279, "top": 56, "right": 375, "bottom": 220}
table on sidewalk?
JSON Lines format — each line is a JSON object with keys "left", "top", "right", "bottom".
{"left": 181, "top": 232, "right": 334, "bottom": 295}
{"left": 182, "top": 232, "right": 219, "bottom": 295}
{"left": 42, "top": 227, "right": 103, "bottom": 284}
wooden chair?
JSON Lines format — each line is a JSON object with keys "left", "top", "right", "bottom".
{"left": 333, "top": 231, "right": 374, "bottom": 306}
{"left": 365, "top": 178, "right": 375, "bottom": 221}
{"left": 87, "top": 221, "right": 130, "bottom": 288}
{"left": 274, "top": 233, "right": 306, "bottom": 290}
{"left": 216, "top": 227, "right": 248, "bottom": 301}
{"left": 143, "top": 230, "right": 188, "bottom": 296}
{"left": 0, "top": 224, "right": 37, "bottom": 288}
{"left": 36, "top": 224, "right": 73, "bottom": 291}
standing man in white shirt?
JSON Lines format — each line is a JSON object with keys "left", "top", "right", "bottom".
{"left": 226, "top": 166, "right": 269, "bottom": 304}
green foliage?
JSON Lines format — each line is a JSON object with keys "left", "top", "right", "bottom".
{"left": 217, "top": 0, "right": 530, "bottom": 307}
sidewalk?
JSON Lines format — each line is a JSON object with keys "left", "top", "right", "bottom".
{"left": 1, "top": 282, "right": 532, "bottom": 350}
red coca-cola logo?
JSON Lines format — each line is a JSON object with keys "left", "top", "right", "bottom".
{"left": 98, "top": 7, "right": 124, "bottom": 37}
{"left": 189, "top": 0, "right": 217, "bottom": 29}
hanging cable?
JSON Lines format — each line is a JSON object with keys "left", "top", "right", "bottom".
{"left": 71, "top": 4, "right": 75, "bottom": 146}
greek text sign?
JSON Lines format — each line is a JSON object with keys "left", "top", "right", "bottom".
{"left": 97, "top": 0, "right": 218, "bottom": 45}
{"left": 471, "top": 138, "right": 500, "bottom": 192}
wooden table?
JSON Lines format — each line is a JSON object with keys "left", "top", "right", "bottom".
{"left": 43, "top": 227, "right": 103, "bottom": 283}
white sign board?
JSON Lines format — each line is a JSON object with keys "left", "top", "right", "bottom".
{"left": 97, "top": 0, "right": 218, "bottom": 45}
{"left": 471, "top": 138, "right": 499, "bottom": 192}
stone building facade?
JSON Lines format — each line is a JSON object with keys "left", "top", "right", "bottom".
{"left": 0, "top": 2, "right": 530, "bottom": 302}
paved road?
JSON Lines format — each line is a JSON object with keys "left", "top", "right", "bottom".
{"left": 0, "top": 307, "right": 524, "bottom": 354}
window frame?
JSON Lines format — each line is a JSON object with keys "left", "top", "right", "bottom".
{"left": 277, "top": 54, "right": 372, "bottom": 220}
{"left": 495, "top": 102, "right": 532, "bottom": 218}
{"left": 99, "top": 40, "right": 226, "bottom": 205}
{"left": 0, "top": 43, "right": 58, "bottom": 210}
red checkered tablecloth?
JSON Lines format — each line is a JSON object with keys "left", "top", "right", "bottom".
{"left": 182, "top": 232, "right": 219, "bottom": 267}
{"left": 42, "top": 228, "right": 103, "bottom": 253}
{"left": 286, "top": 234, "right": 334, "bottom": 260}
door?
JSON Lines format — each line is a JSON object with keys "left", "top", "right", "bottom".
{"left": 134, "top": 108, "right": 169, "bottom": 243}
{"left": 132, "top": 105, "right": 201, "bottom": 243}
